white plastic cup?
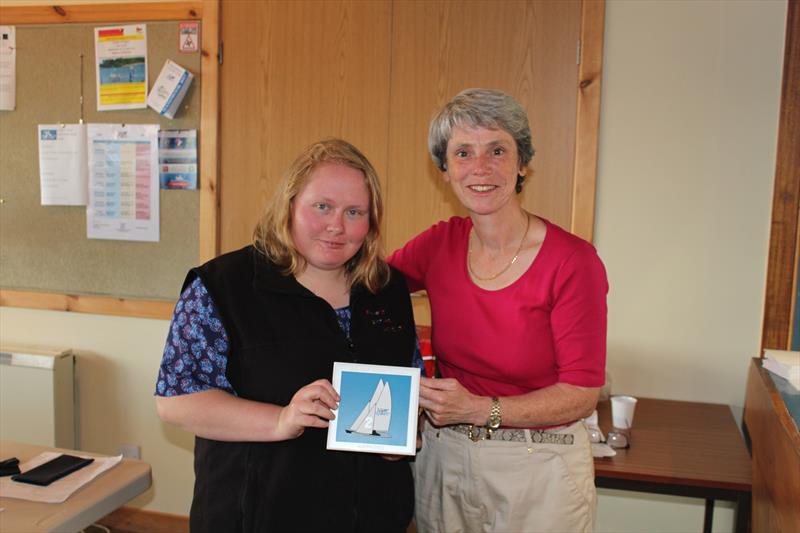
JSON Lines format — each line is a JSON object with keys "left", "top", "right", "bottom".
{"left": 584, "top": 409, "right": 599, "bottom": 428}
{"left": 610, "top": 395, "right": 637, "bottom": 429}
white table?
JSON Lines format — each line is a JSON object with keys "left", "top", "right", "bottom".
{"left": 0, "top": 441, "right": 151, "bottom": 533}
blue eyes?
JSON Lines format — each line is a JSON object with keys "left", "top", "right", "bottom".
{"left": 347, "top": 209, "right": 366, "bottom": 217}
{"left": 313, "top": 203, "right": 365, "bottom": 217}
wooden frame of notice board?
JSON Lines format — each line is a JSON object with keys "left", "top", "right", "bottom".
{"left": 0, "top": 1, "right": 219, "bottom": 319}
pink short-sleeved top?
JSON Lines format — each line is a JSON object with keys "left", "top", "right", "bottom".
{"left": 388, "top": 216, "right": 608, "bottom": 398}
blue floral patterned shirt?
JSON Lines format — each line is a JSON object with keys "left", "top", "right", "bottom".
{"left": 155, "top": 277, "right": 423, "bottom": 397}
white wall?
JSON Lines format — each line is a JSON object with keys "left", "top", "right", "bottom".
{"left": 0, "top": 0, "right": 788, "bottom": 529}
{"left": 593, "top": 0, "right": 786, "bottom": 531}
{"left": 0, "top": 307, "right": 196, "bottom": 512}
{"left": 595, "top": 0, "right": 785, "bottom": 409}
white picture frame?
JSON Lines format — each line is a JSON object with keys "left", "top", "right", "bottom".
{"left": 327, "top": 362, "right": 421, "bottom": 456}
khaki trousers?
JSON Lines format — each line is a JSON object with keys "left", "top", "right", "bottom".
{"left": 414, "top": 420, "right": 596, "bottom": 533}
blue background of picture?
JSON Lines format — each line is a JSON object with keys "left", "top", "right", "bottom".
{"left": 336, "top": 372, "right": 411, "bottom": 447}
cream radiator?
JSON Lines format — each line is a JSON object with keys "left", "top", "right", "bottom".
{"left": 0, "top": 345, "right": 75, "bottom": 449}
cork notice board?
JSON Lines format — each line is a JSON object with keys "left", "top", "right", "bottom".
{"left": 0, "top": 2, "right": 219, "bottom": 319}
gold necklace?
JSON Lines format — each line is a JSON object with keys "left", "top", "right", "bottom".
{"left": 468, "top": 214, "right": 530, "bottom": 282}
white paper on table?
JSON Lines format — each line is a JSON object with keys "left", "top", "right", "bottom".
{"left": 94, "top": 24, "right": 147, "bottom": 111}
{"left": 87, "top": 123, "right": 160, "bottom": 242}
{"left": 0, "top": 26, "right": 15, "bottom": 110}
{"left": 0, "top": 452, "right": 122, "bottom": 504}
{"left": 38, "top": 124, "right": 88, "bottom": 206}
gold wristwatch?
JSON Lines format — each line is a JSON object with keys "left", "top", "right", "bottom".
{"left": 486, "top": 396, "right": 501, "bottom": 438}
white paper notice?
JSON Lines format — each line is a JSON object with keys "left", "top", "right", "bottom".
{"left": 38, "top": 124, "right": 88, "bottom": 206}
{"left": 87, "top": 124, "right": 159, "bottom": 242}
{"left": 94, "top": 24, "right": 147, "bottom": 111}
{"left": 0, "top": 26, "right": 15, "bottom": 110}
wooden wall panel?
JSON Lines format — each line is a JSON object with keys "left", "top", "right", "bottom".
{"left": 384, "top": 0, "right": 582, "bottom": 252}
{"left": 762, "top": 0, "right": 800, "bottom": 351}
{"left": 199, "top": 0, "right": 220, "bottom": 262}
{"left": 219, "top": 0, "right": 392, "bottom": 253}
{"left": 572, "top": 0, "right": 605, "bottom": 242}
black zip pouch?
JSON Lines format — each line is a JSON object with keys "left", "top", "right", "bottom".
{"left": 11, "top": 454, "right": 94, "bottom": 486}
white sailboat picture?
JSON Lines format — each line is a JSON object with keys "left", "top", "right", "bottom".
{"left": 328, "top": 363, "right": 420, "bottom": 455}
{"left": 346, "top": 378, "right": 392, "bottom": 437}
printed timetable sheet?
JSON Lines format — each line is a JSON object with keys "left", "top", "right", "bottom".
{"left": 87, "top": 124, "right": 159, "bottom": 242}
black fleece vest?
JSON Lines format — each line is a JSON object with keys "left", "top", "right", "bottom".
{"left": 187, "top": 246, "right": 415, "bottom": 533}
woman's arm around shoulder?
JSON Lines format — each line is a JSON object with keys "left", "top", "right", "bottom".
{"left": 388, "top": 216, "right": 467, "bottom": 292}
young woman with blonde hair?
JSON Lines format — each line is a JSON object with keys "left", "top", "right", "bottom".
{"left": 156, "top": 139, "right": 417, "bottom": 533}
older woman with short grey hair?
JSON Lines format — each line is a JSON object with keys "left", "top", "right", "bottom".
{"left": 389, "top": 88, "right": 608, "bottom": 533}
{"left": 428, "top": 88, "right": 535, "bottom": 191}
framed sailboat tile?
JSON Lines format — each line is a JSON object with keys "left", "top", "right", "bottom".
{"left": 327, "top": 362, "right": 421, "bottom": 456}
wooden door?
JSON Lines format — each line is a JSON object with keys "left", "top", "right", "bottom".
{"left": 220, "top": 0, "right": 588, "bottom": 249}
{"left": 219, "top": 0, "right": 392, "bottom": 252}
{"left": 385, "top": 0, "right": 582, "bottom": 252}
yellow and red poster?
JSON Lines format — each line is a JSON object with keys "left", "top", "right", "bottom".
{"left": 94, "top": 24, "right": 148, "bottom": 111}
